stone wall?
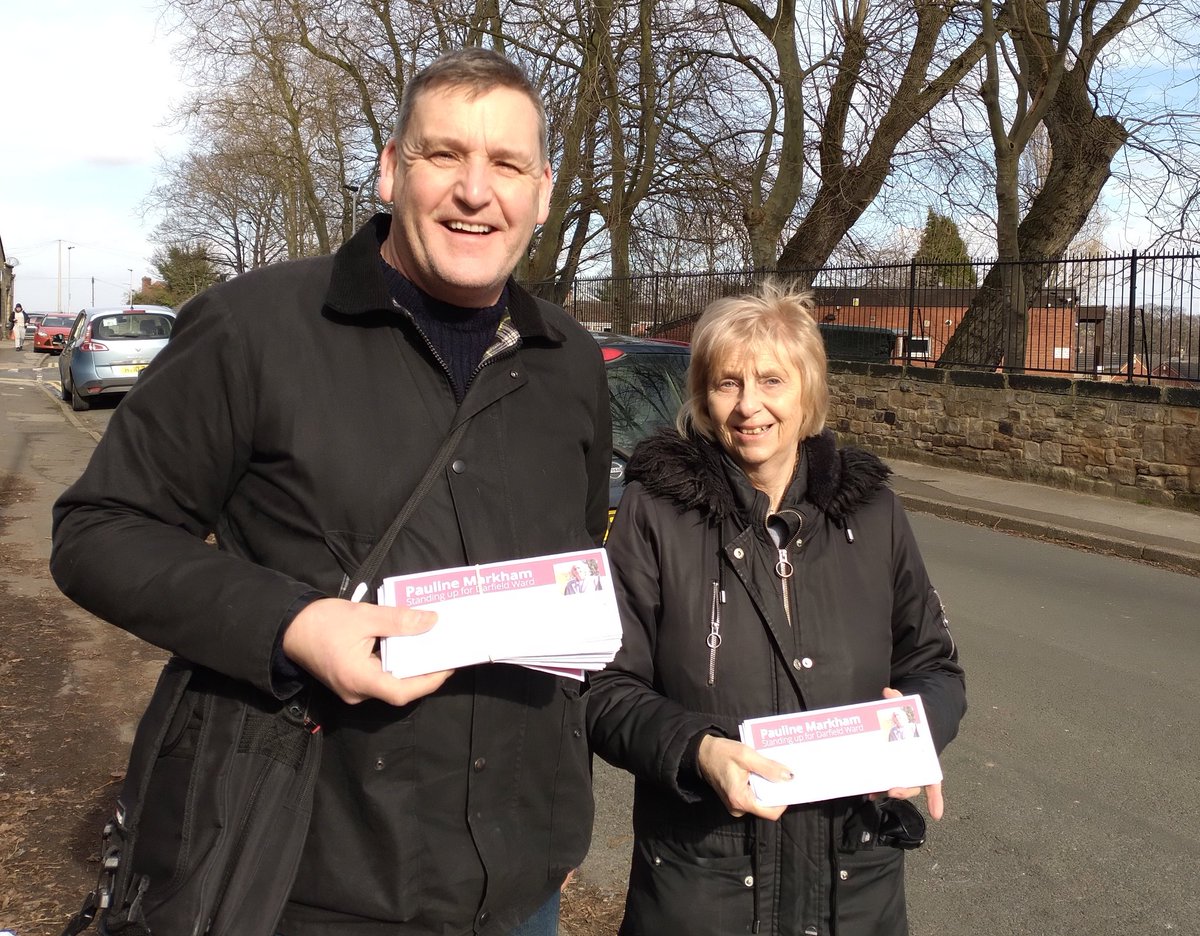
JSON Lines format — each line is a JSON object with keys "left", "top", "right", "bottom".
{"left": 827, "top": 362, "right": 1200, "bottom": 511}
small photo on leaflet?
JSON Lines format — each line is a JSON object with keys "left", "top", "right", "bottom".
{"left": 557, "top": 558, "right": 604, "bottom": 596}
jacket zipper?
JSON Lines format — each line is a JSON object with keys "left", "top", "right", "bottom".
{"left": 777, "top": 544, "right": 794, "bottom": 627}
{"left": 706, "top": 580, "right": 722, "bottom": 685}
{"left": 766, "top": 514, "right": 796, "bottom": 628}
{"left": 395, "top": 300, "right": 518, "bottom": 392}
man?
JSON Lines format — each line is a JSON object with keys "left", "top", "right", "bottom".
{"left": 51, "top": 48, "right": 610, "bottom": 936}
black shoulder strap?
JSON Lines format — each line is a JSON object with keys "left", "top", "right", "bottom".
{"left": 338, "top": 415, "right": 473, "bottom": 602}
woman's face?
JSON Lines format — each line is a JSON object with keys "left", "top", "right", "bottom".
{"left": 706, "top": 344, "right": 806, "bottom": 488}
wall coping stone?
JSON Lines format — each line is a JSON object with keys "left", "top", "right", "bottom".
{"left": 904, "top": 367, "right": 946, "bottom": 385}
{"left": 1074, "top": 380, "right": 1163, "bottom": 403}
{"left": 1007, "top": 373, "right": 1073, "bottom": 394}
{"left": 827, "top": 360, "right": 874, "bottom": 376}
{"left": 946, "top": 370, "right": 1006, "bottom": 389}
{"left": 1164, "top": 386, "right": 1200, "bottom": 407}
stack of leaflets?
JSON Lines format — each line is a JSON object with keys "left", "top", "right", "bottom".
{"left": 378, "top": 548, "right": 622, "bottom": 681}
{"left": 739, "top": 695, "right": 943, "bottom": 806}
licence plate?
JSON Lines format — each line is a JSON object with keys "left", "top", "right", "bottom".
{"left": 116, "top": 365, "right": 148, "bottom": 376}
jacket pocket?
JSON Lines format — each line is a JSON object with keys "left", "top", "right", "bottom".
{"left": 547, "top": 679, "right": 593, "bottom": 877}
{"left": 621, "top": 836, "right": 755, "bottom": 936}
{"left": 323, "top": 530, "right": 378, "bottom": 599}
{"left": 290, "top": 712, "right": 422, "bottom": 920}
{"left": 833, "top": 846, "right": 908, "bottom": 936}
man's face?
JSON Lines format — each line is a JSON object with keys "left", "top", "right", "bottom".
{"left": 379, "top": 85, "right": 551, "bottom": 307}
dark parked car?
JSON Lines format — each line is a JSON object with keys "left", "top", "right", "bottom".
{"left": 59, "top": 305, "right": 176, "bottom": 411}
{"left": 593, "top": 333, "right": 690, "bottom": 514}
{"left": 33, "top": 314, "right": 75, "bottom": 354}
{"left": 817, "top": 322, "right": 897, "bottom": 364}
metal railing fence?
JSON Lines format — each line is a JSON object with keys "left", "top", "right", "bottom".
{"left": 533, "top": 251, "right": 1200, "bottom": 384}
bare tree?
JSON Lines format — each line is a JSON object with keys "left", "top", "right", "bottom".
{"left": 151, "top": 0, "right": 1199, "bottom": 320}
{"left": 941, "top": 0, "right": 1141, "bottom": 369}
{"left": 161, "top": 0, "right": 378, "bottom": 260}
{"left": 146, "top": 142, "right": 287, "bottom": 276}
{"left": 773, "top": 2, "right": 1000, "bottom": 274}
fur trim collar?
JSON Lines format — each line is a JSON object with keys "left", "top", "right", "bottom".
{"left": 626, "top": 428, "right": 891, "bottom": 523}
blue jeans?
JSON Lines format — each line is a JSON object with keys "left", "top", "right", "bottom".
{"left": 507, "top": 890, "right": 561, "bottom": 936}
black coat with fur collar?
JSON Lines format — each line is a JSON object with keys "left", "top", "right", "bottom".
{"left": 587, "top": 429, "right": 965, "bottom": 936}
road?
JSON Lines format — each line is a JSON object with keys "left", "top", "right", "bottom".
{"left": 3, "top": 348, "right": 1199, "bottom": 934}
{"left": 902, "top": 513, "right": 1200, "bottom": 934}
{"left": 580, "top": 513, "right": 1200, "bottom": 934}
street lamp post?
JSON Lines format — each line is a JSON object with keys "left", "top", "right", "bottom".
{"left": 128, "top": 269, "right": 134, "bottom": 307}
{"left": 344, "top": 165, "right": 379, "bottom": 239}
{"left": 67, "top": 245, "right": 75, "bottom": 313}
{"left": 344, "top": 182, "right": 361, "bottom": 233}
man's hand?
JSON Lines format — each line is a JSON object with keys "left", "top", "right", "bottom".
{"left": 697, "top": 735, "right": 791, "bottom": 821}
{"left": 873, "top": 687, "right": 944, "bottom": 819}
{"left": 282, "top": 597, "right": 453, "bottom": 705}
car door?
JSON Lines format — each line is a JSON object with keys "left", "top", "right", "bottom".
{"left": 59, "top": 312, "right": 88, "bottom": 387}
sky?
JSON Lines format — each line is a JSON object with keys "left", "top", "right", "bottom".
{"left": 1, "top": 0, "right": 189, "bottom": 313}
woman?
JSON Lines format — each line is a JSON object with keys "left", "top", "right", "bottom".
{"left": 12, "top": 303, "right": 26, "bottom": 351}
{"left": 587, "top": 280, "right": 965, "bottom": 936}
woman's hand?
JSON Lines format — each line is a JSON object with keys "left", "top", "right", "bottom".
{"left": 872, "top": 687, "right": 944, "bottom": 819}
{"left": 697, "top": 735, "right": 791, "bottom": 821}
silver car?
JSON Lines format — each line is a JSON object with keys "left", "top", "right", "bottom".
{"left": 58, "top": 305, "right": 176, "bottom": 411}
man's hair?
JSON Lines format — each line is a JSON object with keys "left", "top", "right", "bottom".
{"left": 678, "top": 278, "right": 829, "bottom": 442}
{"left": 393, "top": 47, "right": 548, "bottom": 163}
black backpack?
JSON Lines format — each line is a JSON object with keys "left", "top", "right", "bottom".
{"left": 62, "top": 659, "right": 322, "bottom": 936}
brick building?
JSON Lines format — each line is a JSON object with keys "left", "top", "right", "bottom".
{"left": 808, "top": 285, "right": 1084, "bottom": 372}
{"left": 0, "top": 235, "right": 15, "bottom": 329}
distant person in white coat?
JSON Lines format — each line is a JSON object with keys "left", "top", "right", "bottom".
{"left": 11, "top": 304, "right": 26, "bottom": 350}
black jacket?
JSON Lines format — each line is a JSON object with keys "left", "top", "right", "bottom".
{"left": 51, "top": 215, "right": 612, "bottom": 934}
{"left": 587, "top": 429, "right": 965, "bottom": 936}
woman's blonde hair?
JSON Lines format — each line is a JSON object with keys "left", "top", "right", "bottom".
{"left": 678, "top": 278, "right": 829, "bottom": 441}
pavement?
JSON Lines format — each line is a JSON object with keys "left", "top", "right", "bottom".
{"left": 887, "top": 457, "right": 1200, "bottom": 576}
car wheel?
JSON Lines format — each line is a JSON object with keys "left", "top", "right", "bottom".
{"left": 59, "top": 375, "right": 70, "bottom": 401}
{"left": 70, "top": 388, "right": 90, "bottom": 411}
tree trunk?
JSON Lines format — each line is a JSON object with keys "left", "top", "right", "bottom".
{"left": 940, "top": 68, "right": 1128, "bottom": 368}
{"left": 776, "top": 2, "right": 992, "bottom": 272}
